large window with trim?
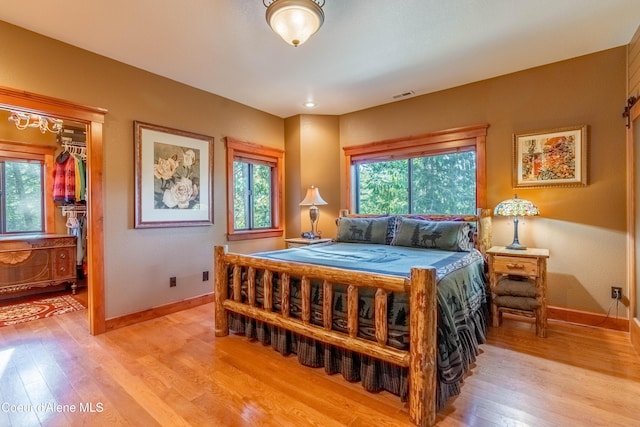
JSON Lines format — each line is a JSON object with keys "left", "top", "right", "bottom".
{"left": 226, "top": 137, "right": 284, "bottom": 241}
{"left": 355, "top": 151, "right": 477, "bottom": 214}
{"left": 344, "top": 125, "right": 488, "bottom": 215}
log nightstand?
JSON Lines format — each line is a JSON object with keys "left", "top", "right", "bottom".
{"left": 487, "top": 246, "right": 550, "bottom": 337}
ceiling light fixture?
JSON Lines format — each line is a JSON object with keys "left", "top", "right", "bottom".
{"left": 264, "top": 0, "right": 325, "bottom": 47}
{"left": 304, "top": 101, "right": 316, "bottom": 108}
{"left": 8, "top": 111, "right": 63, "bottom": 134}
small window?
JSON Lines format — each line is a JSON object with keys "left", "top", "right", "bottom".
{"left": 226, "top": 138, "right": 283, "bottom": 241}
{"left": 233, "top": 160, "right": 273, "bottom": 229}
{"left": 0, "top": 159, "right": 45, "bottom": 234}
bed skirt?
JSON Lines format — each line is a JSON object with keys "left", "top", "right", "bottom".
{"left": 228, "top": 300, "right": 488, "bottom": 410}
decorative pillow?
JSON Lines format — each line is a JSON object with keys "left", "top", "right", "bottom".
{"left": 494, "top": 277, "right": 537, "bottom": 298}
{"left": 391, "top": 217, "right": 472, "bottom": 251}
{"left": 406, "top": 215, "right": 478, "bottom": 245}
{"left": 493, "top": 295, "right": 540, "bottom": 311}
{"left": 336, "top": 216, "right": 391, "bottom": 244}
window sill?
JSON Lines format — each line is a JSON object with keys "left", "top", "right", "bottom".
{"left": 227, "top": 229, "right": 284, "bottom": 241}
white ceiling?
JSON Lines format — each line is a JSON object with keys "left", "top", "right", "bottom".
{"left": 1, "top": 0, "right": 639, "bottom": 118}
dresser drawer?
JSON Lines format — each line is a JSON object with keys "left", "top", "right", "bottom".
{"left": 492, "top": 256, "right": 539, "bottom": 277}
{"left": 53, "top": 247, "right": 75, "bottom": 280}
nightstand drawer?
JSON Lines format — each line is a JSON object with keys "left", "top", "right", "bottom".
{"left": 492, "top": 256, "right": 539, "bottom": 277}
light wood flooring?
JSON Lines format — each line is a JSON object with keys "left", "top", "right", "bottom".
{"left": 0, "top": 305, "right": 638, "bottom": 426}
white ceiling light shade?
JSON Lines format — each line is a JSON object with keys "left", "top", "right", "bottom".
{"left": 264, "top": 0, "right": 325, "bottom": 47}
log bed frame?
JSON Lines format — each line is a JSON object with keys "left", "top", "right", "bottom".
{"left": 214, "top": 208, "right": 492, "bottom": 427}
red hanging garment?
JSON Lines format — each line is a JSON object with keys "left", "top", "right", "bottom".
{"left": 53, "top": 151, "right": 75, "bottom": 203}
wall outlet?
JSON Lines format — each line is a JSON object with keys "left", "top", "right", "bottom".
{"left": 611, "top": 286, "right": 622, "bottom": 300}
{"left": 170, "top": 276, "right": 177, "bottom": 287}
{"left": 203, "top": 271, "right": 209, "bottom": 281}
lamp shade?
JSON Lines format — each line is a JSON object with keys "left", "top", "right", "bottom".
{"left": 494, "top": 195, "right": 539, "bottom": 217}
{"left": 494, "top": 194, "right": 539, "bottom": 250}
{"left": 299, "top": 185, "right": 327, "bottom": 206}
{"left": 265, "top": 0, "right": 324, "bottom": 47}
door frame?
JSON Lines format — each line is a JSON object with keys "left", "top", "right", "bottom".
{"left": 628, "top": 101, "right": 640, "bottom": 355}
{"left": 0, "top": 86, "right": 107, "bottom": 335}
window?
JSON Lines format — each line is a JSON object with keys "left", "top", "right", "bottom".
{"left": 355, "top": 151, "right": 477, "bottom": 214}
{"left": 0, "top": 141, "right": 55, "bottom": 235}
{"left": 0, "top": 159, "right": 44, "bottom": 233}
{"left": 344, "top": 124, "right": 488, "bottom": 215}
{"left": 226, "top": 137, "right": 284, "bottom": 240}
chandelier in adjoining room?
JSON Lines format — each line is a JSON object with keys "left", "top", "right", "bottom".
{"left": 8, "top": 111, "right": 63, "bottom": 134}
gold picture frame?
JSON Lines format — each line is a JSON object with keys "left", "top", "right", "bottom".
{"left": 513, "top": 125, "right": 587, "bottom": 188}
{"left": 134, "top": 121, "right": 214, "bottom": 228}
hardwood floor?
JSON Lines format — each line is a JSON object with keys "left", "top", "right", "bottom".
{"left": 0, "top": 306, "right": 638, "bottom": 426}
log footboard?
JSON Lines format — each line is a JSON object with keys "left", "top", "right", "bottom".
{"left": 214, "top": 245, "right": 438, "bottom": 427}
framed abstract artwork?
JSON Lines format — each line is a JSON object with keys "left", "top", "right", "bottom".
{"left": 134, "top": 121, "right": 214, "bottom": 228}
{"left": 513, "top": 125, "right": 587, "bottom": 188}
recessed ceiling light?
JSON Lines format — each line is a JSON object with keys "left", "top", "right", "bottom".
{"left": 304, "top": 101, "right": 316, "bottom": 108}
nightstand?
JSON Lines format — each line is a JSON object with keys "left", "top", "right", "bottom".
{"left": 285, "top": 237, "right": 332, "bottom": 248}
{"left": 487, "top": 246, "right": 550, "bottom": 337}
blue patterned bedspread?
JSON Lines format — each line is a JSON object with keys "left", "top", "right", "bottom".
{"left": 238, "top": 242, "right": 488, "bottom": 408}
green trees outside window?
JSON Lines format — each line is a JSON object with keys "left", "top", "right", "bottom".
{"left": 233, "top": 160, "right": 273, "bottom": 230}
{"left": 1, "top": 160, "right": 44, "bottom": 233}
{"left": 355, "top": 151, "right": 476, "bottom": 215}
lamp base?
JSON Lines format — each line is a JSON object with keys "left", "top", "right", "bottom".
{"left": 506, "top": 217, "right": 527, "bottom": 250}
{"left": 301, "top": 231, "right": 321, "bottom": 239}
{"left": 506, "top": 242, "right": 527, "bottom": 250}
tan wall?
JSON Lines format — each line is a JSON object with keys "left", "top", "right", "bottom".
{"left": 0, "top": 21, "right": 283, "bottom": 318}
{"left": 340, "top": 47, "right": 628, "bottom": 317}
{"left": 285, "top": 115, "right": 340, "bottom": 239}
{"left": 629, "top": 26, "right": 640, "bottom": 98}
{"left": 284, "top": 116, "right": 302, "bottom": 239}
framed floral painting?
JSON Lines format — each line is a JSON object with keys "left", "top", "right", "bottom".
{"left": 513, "top": 125, "right": 587, "bottom": 188}
{"left": 134, "top": 121, "right": 214, "bottom": 228}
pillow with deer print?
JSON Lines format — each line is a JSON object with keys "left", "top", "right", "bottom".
{"left": 391, "top": 217, "right": 471, "bottom": 251}
{"left": 335, "top": 216, "right": 390, "bottom": 244}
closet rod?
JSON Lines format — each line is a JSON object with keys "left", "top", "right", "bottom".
{"left": 60, "top": 205, "right": 87, "bottom": 217}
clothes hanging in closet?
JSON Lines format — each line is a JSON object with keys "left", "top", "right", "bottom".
{"left": 65, "top": 211, "right": 87, "bottom": 273}
{"left": 53, "top": 150, "right": 86, "bottom": 204}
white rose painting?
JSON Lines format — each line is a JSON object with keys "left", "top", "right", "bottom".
{"left": 134, "top": 121, "right": 213, "bottom": 228}
{"left": 153, "top": 142, "right": 200, "bottom": 210}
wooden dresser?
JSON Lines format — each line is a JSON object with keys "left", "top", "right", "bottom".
{"left": 0, "top": 234, "right": 77, "bottom": 300}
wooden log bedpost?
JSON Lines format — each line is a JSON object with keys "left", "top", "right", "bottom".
{"left": 408, "top": 266, "right": 437, "bottom": 427}
{"left": 214, "top": 245, "right": 229, "bottom": 337}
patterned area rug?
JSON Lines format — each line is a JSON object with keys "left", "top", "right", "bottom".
{"left": 0, "top": 294, "right": 85, "bottom": 327}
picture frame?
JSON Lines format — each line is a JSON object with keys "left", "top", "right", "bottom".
{"left": 513, "top": 125, "right": 587, "bottom": 188}
{"left": 134, "top": 121, "right": 214, "bottom": 228}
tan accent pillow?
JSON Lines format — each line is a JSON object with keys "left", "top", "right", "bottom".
{"left": 495, "top": 277, "right": 536, "bottom": 298}
{"left": 494, "top": 295, "right": 540, "bottom": 311}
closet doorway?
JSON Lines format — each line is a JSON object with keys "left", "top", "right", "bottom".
{"left": 0, "top": 86, "right": 106, "bottom": 335}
